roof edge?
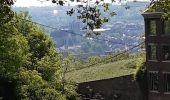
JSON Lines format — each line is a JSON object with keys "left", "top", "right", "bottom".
{"left": 142, "top": 12, "right": 162, "bottom": 19}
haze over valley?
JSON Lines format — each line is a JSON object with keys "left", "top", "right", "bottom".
{"left": 13, "top": 1, "right": 148, "bottom": 56}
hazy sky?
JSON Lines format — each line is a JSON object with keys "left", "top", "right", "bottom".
{"left": 13, "top": 0, "right": 149, "bottom": 7}
{"left": 13, "top": 0, "right": 55, "bottom": 7}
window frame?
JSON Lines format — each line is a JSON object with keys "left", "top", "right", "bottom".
{"left": 147, "top": 43, "right": 157, "bottom": 61}
{"left": 148, "top": 19, "right": 157, "bottom": 36}
{"left": 163, "top": 72, "right": 170, "bottom": 94}
{"left": 162, "top": 45, "right": 170, "bottom": 62}
{"left": 149, "top": 71, "right": 159, "bottom": 93}
{"left": 163, "top": 20, "right": 170, "bottom": 36}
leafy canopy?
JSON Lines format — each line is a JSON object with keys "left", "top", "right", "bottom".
{"left": 149, "top": 0, "right": 170, "bottom": 20}
{"left": 0, "top": 1, "right": 77, "bottom": 99}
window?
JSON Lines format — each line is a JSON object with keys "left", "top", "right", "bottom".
{"left": 164, "top": 21, "right": 170, "bottom": 35}
{"left": 149, "top": 20, "right": 156, "bottom": 35}
{"left": 163, "top": 45, "right": 170, "bottom": 61}
{"left": 164, "top": 73, "right": 170, "bottom": 92}
{"left": 148, "top": 44, "right": 157, "bottom": 60}
{"left": 149, "top": 71, "right": 159, "bottom": 91}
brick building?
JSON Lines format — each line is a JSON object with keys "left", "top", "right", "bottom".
{"left": 142, "top": 9, "right": 170, "bottom": 100}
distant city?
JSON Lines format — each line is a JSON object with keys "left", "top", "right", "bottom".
{"left": 13, "top": 1, "right": 148, "bottom": 56}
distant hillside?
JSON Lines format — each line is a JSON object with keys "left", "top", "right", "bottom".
{"left": 66, "top": 59, "right": 137, "bottom": 83}
{"left": 12, "top": 1, "right": 148, "bottom": 55}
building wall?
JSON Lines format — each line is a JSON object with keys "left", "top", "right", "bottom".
{"left": 149, "top": 92, "right": 170, "bottom": 100}
{"left": 143, "top": 13, "right": 170, "bottom": 100}
{"left": 77, "top": 74, "right": 143, "bottom": 100}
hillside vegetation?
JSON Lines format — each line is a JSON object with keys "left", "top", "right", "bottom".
{"left": 66, "top": 59, "right": 137, "bottom": 83}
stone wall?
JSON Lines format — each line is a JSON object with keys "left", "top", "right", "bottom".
{"left": 77, "top": 74, "right": 142, "bottom": 100}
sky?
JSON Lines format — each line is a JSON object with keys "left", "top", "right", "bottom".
{"left": 13, "top": 0, "right": 149, "bottom": 7}
{"left": 13, "top": 0, "right": 55, "bottom": 7}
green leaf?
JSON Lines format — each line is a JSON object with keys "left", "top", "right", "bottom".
{"left": 110, "top": 11, "right": 116, "bottom": 17}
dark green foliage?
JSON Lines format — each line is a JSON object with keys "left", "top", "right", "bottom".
{"left": 4, "top": 0, "right": 14, "bottom": 5}
{"left": 0, "top": 2, "right": 77, "bottom": 99}
{"left": 0, "top": 0, "right": 14, "bottom": 25}
{"left": 67, "top": 2, "right": 116, "bottom": 36}
{"left": 52, "top": 0, "right": 64, "bottom": 6}
{"left": 134, "top": 57, "right": 148, "bottom": 100}
{"left": 0, "top": 8, "right": 29, "bottom": 99}
{"left": 59, "top": 0, "right": 117, "bottom": 36}
{"left": 149, "top": 0, "right": 170, "bottom": 20}
{"left": 0, "top": 77, "right": 18, "bottom": 100}
{"left": 15, "top": 13, "right": 77, "bottom": 99}
{"left": 13, "top": 12, "right": 62, "bottom": 81}
{"left": 0, "top": 24, "right": 28, "bottom": 80}
{"left": 18, "top": 69, "right": 66, "bottom": 100}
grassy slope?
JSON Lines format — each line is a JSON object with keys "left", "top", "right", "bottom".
{"left": 66, "top": 59, "right": 137, "bottom": 83}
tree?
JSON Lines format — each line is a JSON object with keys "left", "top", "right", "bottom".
{"left": 0, "top": 1, "right": 29, "bottom": 99}
{"left": 14, "top": 12, "right": 78, "bottom": 99}
{"left": 18, "top": 69, "right": 66, "bottom": 100}
{"left": 0, "top": 0, "right": 13, "bottom": 25}
{"left": 0, "top": 1, "right": 77, "bottom": 99}
{"left": 65, "top": 0, "right": 116, "bottom": 36}
{"left": 149, "top": 0, "right": 170, "bottom": 20}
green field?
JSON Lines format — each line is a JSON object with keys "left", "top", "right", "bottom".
{"left": 66, "top": 59, "right": 137, "bottom": 83}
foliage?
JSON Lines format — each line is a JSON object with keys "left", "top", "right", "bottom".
{"left": 87, "top": 56, "right": 102, "bottom": 66}
{"left": 0, "top": 2, "right": 77, "bottom": 99}
{"left": 4, "top": 0, "right": 14, "bottom": 5}
{"left": 65, "top": 51, "right": 132, "bottom": 72}
{"left": 66, "top": 59, "right": 136, "bottom": 83}
{"left": 0, "top": 0, "right": 14, "bottom": 25}
{"left": 50, "top": 0, "right": 170, "bottom": 36}
{"left": 18, "top": 68, "right": 65, "bottom": 100}
{"left": 134, "top": 57, "right": 147, "bottom": 100}
{"left": 0, "top": 23, "right": 28, "bottom": 80}
{"left": 134, "top": 57, "right": 146, "bottom": 81}
{"left": 15, "top": 12, "right": 77, "bottom": 99}
{"left": 149, "top": 0, "right": 170, "bottom": 20}
{"left": 0, "top": 2, "right": 29, "bottom": 98}
{"left": 63, "top": 51, "right": 131, "bottom": 73}
{"left": 50, "top": 0, "right": 117, "bottom": 36}
{"left": 68, "top": 2, "right": 116, "bottom": 36}
{"left": 62, "top": 55, "right": 86, "bottom": 72}
{"left": 103, "top": 52, "right": 130, "bottom": 64}
{"left": 65, "top": 53, "right": 145, "bottom": 83}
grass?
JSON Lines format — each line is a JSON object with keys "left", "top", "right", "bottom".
{"left": 66, "top": 59, "right": 137, "bottom": 83}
